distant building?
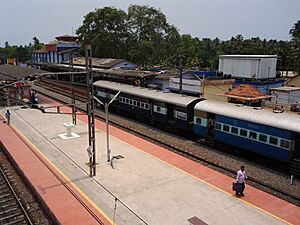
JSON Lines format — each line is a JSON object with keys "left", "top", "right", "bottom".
{"left": 271, "top": 87, "right": 300, "bottom": 104}
{"left": 219, "top": 55, "right": 277, "bottom": 79}
{"left": 32, "top": 35, "right": 80, "bottom": 64}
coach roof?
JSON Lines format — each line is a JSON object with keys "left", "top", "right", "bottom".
{"left": 195, "top": 100, "right": 300, "bottom": 133}
{"left": 94, "top": 80, "right": 201, "bottom": 107}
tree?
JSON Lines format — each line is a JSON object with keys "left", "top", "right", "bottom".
{"left": 290, "top": 20, "right": 300, "bottom": 72}
{"left": 127, "top": 5, "right": 180, "bottom": 65}
{"left": 77, "top": 7, "right": 129, "bottom": 58}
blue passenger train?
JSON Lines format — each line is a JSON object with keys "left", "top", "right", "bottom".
{"left": 93, "top": 80, "right": 300, "bottom": 163}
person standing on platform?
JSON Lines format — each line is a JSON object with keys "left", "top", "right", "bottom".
{"left": 236, "top": 166, "right": 247, "bottom": 196}
{"left": 5, "top": 110, "right": 11, "bottom": 125}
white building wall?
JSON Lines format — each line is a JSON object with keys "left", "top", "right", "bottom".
{"left": 219, "top": 55, "right": 277, "bottom": 79}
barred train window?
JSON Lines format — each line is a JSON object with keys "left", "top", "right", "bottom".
{"left": 215, "top": 123, "right": 221, "bottom": 130}
{"left": 223, "top": 125, "right": 230, "bottom": 132}
{"left": 231, "top": 127, "right": 238, "bottom": 134}
{"left": 240, "top": 129, "right": 247, "bottom": 137}
{"left": 280, "top": 139, "right": 290, "bottom": 149}
{"left": 269, "top": 136, "right": 278, "bottom": 145}
{"left": 249, "top": 131, "right": 257, "bottom": 139}
{"left": 175, "top": 111, "right": 187, "bottom": 120}
{"left": 259, "top": 134, "right": 267, "bottom": 142}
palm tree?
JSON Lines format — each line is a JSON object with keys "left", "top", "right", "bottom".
{"left": 290, "top": 21, "right": 300, "bottom": 72}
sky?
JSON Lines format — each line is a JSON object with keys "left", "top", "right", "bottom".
{"left": 0, "top": 0, "right": 299, "bottom": 47}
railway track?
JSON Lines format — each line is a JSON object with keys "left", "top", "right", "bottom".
{"left": 0, "top": 153, "right": 33, "bottom": 225}
{"left": 33, "top": 80, "right": 300, "bottom": 206}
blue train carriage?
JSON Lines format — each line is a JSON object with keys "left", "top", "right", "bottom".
{"left": 194, "top": 101, "right": 300, "bottom": 162}
{"left": 93, "top": 80, "right": 201, "bottom": 132}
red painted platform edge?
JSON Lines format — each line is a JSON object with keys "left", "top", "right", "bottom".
{"left": 0, "top": 138, "right": 61, "bottom": 225}
{"left": 0, "top": 123, "right": 110, "bottom": 225}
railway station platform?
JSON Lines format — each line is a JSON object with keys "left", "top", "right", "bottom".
{"left": 0, "top": 95, "right": 299, "bottom": 225}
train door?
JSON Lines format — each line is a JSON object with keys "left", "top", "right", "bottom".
{"left": 207, "top": 113, "right": 216, "bottom": 139}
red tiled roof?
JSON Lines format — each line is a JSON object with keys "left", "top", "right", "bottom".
{"left": 224, "top": 84, "right": 269, "bottom": 100}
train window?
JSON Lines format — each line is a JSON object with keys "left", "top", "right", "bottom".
{"left": 215, "top": 123, "right": 221, "bottom": 130}
{"left": 145, "top": 103, "right": 149, "bottom": 109}
{"left": 269, "top": 136, "right": 278, "bottom": 146}
{"left": 223, "top": 125, "right": 230, "bottom": 132}
{"left": 240, "top": 129, "right": 247, "bottom": 137}
{"left": 231, "top": 127, "right": 238, "bottom": 134}
{"left": 249, "top": 131, "right": 257, "bottom": 139}
{"left": 196, "top": 118, "right": 201, "bottom": 125}
{"left": 280, "top": 140, "right": 290, "bottom": 149}
{"left": 133, "top": 100, "right": 137, "bottom": 106}
{"left": 175, "top": 111, "right": 187, "bottom": 120}
{"left": 126, "top": 99, "right": 129, "bottom": 104}
{"left": 137, "top": 102, "right": 140, "bottom": 107}
{"left": 259, "top": 134, "right": 267, "bottom": 142}
{"left": 156, "top": 106, "right": 161, "bottom": 112}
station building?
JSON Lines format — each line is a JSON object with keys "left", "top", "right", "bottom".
{"left": 32, "top": 35, "right": 80, "bottom": 64}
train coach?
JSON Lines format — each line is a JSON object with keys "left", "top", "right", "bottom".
{"left": 93, "top": 80, "right": 201, "bottom": 132}
{"left": 193, "top": 101, "right": 300, "bottom": 162}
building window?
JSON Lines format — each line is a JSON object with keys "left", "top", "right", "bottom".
{"left": 269, "top": 136, "right": 278, "bottom": 146}
{"left": 259, "top": 134, "right": 267, "bottom": 142}
{"left": 141, "top": 102, "right": 144, "bottom": 108}
{"left": 280, "top": 139, "right": 290, "bottom": 149}
{"left": 126, "top": 99, "right": 129, "bottom": 104}
{"left": 129, "top": 99, "right": 132, "bottom": 105}
{"left": 215, "top": 123, "right": 221, "bottom": 130}
{"left": 231, "top": 127, "right": 238, "bottom": 134}
{"left": 156, "top": 106, "right": 161, "bottom": 112}
{"left": 223, "top": 125, "right": 230, "bottom": 132}
{"left": 145, "top": 103, "right": 149, "bottom": 109}
{"left": 133, "top": 100, "right": 137, "bottom": 106}
{"left": 249, "top": 131, "right": 257, "bottom": 139}
{"left": 240, "top": 129, "right": 247, "bottom": 137}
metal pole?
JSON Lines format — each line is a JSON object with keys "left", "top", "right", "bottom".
{"left": 179, "top": 54, "right": 183, "bottom": 94}
{"left": 105, "top": 103, "right": 110, "bottom": 162}
{"left": 85, "top": 44, "right": 96, "bottom": 176}
{"left": 94, "top": 90, "right": 120, "bottom": 163}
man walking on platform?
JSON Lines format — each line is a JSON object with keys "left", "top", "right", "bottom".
{"left": 236, "top": 166, "right": 247, "bottom": 196}
{"left": 5, "top": 110, "right": 10, "bottom": 125}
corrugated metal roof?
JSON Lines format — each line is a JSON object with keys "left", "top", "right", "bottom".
{"left": 194, "top": 101, "right": 300, "bottom": 133}
{"left": 66, "top": 57, "right": 129, "bottom": 69}
{"left": 0, "top": 65, "right": 45, "bottom": 81}
{"left": 271, "top": 86, "right": 300, "bottom": 92}
{"left": 94, "top": 80, "right": 200, "bottom": 107}
{"left": 219, "top": 55, "right": 277, "bottom": 58}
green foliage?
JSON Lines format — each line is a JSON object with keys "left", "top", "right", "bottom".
{"left": 76, "top": 5, "right": 180, "bottom": 66}
{"left": 0, "top": 38, "right": 43, "bottom": 64}
{"left": 290, "top": 20, "right": 300, "bottom": 72}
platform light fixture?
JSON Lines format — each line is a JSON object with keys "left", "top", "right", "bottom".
{"left": 94, "top": 90, "right": 121, "bottom": 162}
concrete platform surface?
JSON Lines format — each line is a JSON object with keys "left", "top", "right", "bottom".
{"left": 0, "top": 96, "right": 299, "bottom": 225}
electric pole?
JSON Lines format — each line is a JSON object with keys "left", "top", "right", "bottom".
{"left": 85, "top": 44, "right": 96, "bottom": 176}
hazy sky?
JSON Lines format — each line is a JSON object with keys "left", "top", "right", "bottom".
{"left": 0, "top": 0, "right": 299, "bottom": 47}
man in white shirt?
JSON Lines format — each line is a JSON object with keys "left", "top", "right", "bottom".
{"left": 236, "top": 166, "right": 247, "bottom": 196}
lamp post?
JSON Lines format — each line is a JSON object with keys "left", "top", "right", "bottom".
{"left": 94, "top": 90, "right": 121, "bottom": 162}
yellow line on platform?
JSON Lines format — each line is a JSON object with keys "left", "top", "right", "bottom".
{"left": 10, "top": 124, "right": 114, "bottom": 225}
